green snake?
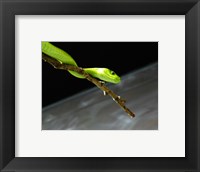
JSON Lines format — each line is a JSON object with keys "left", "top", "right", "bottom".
{"left": 42, "top": 42, "right": 121, "bottom": 84}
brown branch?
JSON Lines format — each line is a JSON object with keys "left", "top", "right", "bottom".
{"left": 42, "top": 53, "right": 135, "bottom": 118}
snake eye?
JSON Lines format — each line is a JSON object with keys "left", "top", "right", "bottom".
{"left": 110, "top": 71, "right": 115, "bottom": 75}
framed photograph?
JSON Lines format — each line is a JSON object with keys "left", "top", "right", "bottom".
{"left": 0, "top": 0, "right": 199, "bottom": 171}
{"left": 42, "top": 41, "right": 158, "bottom": 130}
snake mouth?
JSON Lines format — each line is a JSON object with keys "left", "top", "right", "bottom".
{"left": 108, "top": 76, "right": 121, "bottom": 84}
{"left": 113, "top": 77, "right": 121, "bottom": 84}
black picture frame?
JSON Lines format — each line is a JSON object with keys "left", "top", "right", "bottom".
{"left": 0, "top": 0, "right": 199, "bottom": 171}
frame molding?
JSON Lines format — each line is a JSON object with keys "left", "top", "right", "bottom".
{"left": 0, "top": 0, "right": 199, "bottom": 171}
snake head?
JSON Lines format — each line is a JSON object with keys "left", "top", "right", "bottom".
{"left": 100, "top": 68, "right": 121, "bottom": 84}
{"left": 84, "top": 68, "right": 121, "bottom": 84}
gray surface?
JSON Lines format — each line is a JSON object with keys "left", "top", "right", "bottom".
{"left": 42, "top": 63, "right": 158, "bottom": 130}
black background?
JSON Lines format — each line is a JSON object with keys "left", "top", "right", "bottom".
{"left": 42, "top": 42, "right": 158, "bottom": 107}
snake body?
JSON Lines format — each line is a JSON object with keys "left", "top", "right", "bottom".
{"left": 42, "top": 42, "right": 121, "bottom": 84}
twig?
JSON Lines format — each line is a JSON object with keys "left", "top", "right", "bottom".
{"left": 42, "top": 53, "right": 135, "bottom": 118}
